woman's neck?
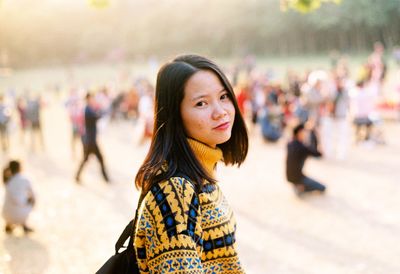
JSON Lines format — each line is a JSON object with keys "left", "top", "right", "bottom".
{"left": 187, "top": 138, "right": 223, "bottom": 177}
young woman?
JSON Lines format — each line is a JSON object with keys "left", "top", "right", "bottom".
{"left": 134, "top": 55, "right": 248, "bottom": 273}
{"left": 2, "top": 160, "right": 35, "bottom": 234}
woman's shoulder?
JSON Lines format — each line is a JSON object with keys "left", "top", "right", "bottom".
{"left": 158, "top": 176, "right": 196, "bottom": 196}
{"left": 142, "top": 176, "right": 198, "bottom": 206}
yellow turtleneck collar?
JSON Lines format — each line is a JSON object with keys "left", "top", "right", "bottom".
{"left": 187, "top": 138, "right": 223, "bottom": 177}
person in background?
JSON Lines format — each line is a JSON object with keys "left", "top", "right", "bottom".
{"left": 65, "top": 89, "right": 84, "bottom": 158}
{"left": 286, "top": 123, "right": 326, "bottom": 196}
{"left": 137, "top": 82, "right": 155, "bottom": 145}
{"left": 368, "top": 41, "right": 387, "bottom": 88}
{"left": 2, "top": 160, "right": 35, "bottom": 234}
{"left": 350, "top": 66, "right": 378, "bottom": 143}
{"left": 259, "top": 99, "right": 283, "bottom": 143}
{"left": 16, "top": 96, "right": 29, "bottom": 144}
{"left": 26, "top": 95, "right": 45, "bottom": 151}
{"left": 0, "top": 94, "right": 11, "bottom": 152}
{"left": 75, "top": 93, "right": 110, "bottom": 183}
{"left": 331, "top": 75, "right": 351, "bottom": 159}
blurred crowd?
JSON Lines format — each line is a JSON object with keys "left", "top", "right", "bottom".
{"left": 0, "top": 76, "right": 156, "bottom": 155}
{"left": 1, "top": 43, "right": 399, "bottom": 159}
{"left": 227, "top": 42, "right": 395, "bottom": 160}
{"left": 1, "top": 42, "right": 400, "bottom": 232}
{"left": 0, "top": 92, "right": 45, "bottom": 153}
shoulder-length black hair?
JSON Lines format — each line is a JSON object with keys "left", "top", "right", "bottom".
{"left": 135, "top": 54, "right": 248, "bottom": 193}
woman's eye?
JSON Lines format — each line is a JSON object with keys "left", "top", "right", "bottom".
{"left": 196, "top": 101, "right": 206, "bottom": 107}
{"left": 221, "top": 94, "right": 229, "bottom": 100}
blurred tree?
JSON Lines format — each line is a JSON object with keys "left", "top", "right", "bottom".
{"left": 88, "top": 0, "right": 109, "bottom": 9}
{"left": 304, "top": 0, "right": 400, "bottom": 50}
{"left": 0, "top": 0, "right": 399, "bottom": 67}
{"left": 281, "top": 0, "right": 341, "bottom": 13}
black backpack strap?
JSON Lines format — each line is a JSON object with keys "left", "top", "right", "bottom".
{"left": 114, "top": 193, "right": 145, "bottom": 254}
{"left": 114, "top": 173, "right": 199, "bottom": 254}
{"left": 114, "top": 220, "right": 134, "bottom": 253}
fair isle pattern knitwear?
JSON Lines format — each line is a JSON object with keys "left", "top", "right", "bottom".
{"left": 134, "top": 139, "right": 245, "bottom": 273}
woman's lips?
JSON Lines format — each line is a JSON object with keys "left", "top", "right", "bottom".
{"left": 214, "top": 122, "right": 230, "bottom": 130}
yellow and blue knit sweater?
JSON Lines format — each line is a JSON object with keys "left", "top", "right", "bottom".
{"left": 134, "top": 139, "right": 245, "bottom": 273}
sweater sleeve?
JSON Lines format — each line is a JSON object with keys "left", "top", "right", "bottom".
{"left": 139, "top": 177, "right": 203, "bottom": 273}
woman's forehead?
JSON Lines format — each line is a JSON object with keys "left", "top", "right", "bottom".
{"left": 185, "top": 70, "right": 224, "bottom": 96}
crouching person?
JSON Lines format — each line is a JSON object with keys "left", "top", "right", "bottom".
{"left": 286, "top": 124, "right": 326, "bottom": 196}
{"left": 2, "top": 160, "right": 35, "bottom": 234}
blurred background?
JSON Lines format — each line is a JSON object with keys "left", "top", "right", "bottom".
{"left": 1, "top": 0, "right": 400, "bottom": 67}
{"left": 0, "top": 0, "right": 400, "bottom": 273}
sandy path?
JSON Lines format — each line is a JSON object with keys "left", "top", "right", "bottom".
{"left": 0, "top": 100, "right": 399, "bottom": 274}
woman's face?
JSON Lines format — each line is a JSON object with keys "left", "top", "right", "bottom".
{"left": 180, "top": 70, "right": 235, "bottom": 148}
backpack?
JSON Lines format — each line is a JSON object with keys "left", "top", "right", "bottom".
{"left": 95, "top": 194, "right": 144, "bottom": 274}
{"left": 96, "top": 173, "right": 194, "bottom": 274}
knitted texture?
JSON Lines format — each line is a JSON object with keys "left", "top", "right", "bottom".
{"left": 134, "top": 139, "right": 245, "bottom": 273}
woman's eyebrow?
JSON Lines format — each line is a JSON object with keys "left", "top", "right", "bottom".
{"left": 191, "top": 88, "right": 226, "bottom": 101}
{"left": 191, "top": 94, "right": 209, "bottom": 101}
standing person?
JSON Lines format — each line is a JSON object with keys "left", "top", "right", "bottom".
{"left": 368, "top": 41, "right": 387, "bottom": 88}
{"left": 65, "top": 89, "right": 84, "bottom": 158}
{"left": 16, "top": 96, "right": 28, "bottom": 144}
{"left": 0, "top": 94, "right": 11, "bottom": 152}
{"left": 351, "top": 67, "right": 378, "bottom": 143}
{"left": 286, "top": 123, "right": 326, "bottom": 195}
{"left": 124, "top": 86, "right": 139, "bottom": 121}
{"left": 26, "top": 95, "right": 45, "bottom": 151}
{"left": 2, "top": 160, "right": 35, "bottom": 234}
{"left": 137, "top": 82, "right": 155, "bottom": 145}
{"left": 75, "top": 93, "right": 110, "bottom": 183}
{"left": 235, "top": 81, "right": 252, "bottom": 124}
{"left": 302, "top": 71, "right": 325, "bottom": 124}
{"left": 331, "top": 75, "right": 351, "bottom": 159}
{"left": 133, "top": 55, "right": 248, "bottom": 272}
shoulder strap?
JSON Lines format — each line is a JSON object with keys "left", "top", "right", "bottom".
{"left": 114, "top": 193, "right": 145, "bottom": 254}
{"left": 114, "top": 172, "right": 199, "bottom": 254}
{"left": 114, "top": 220, "right": 133, "bottom": 253}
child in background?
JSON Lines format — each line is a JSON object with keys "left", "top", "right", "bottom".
{"left": 2, "top": 160, "right": 35, "bottom": 234}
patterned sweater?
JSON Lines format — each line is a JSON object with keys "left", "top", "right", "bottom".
{"left": 134, "top": 139, "right": 245, "bottom": 273}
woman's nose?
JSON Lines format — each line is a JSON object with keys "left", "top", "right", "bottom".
{"left": 212, "top": 102, "right": 227, "bottom": 120}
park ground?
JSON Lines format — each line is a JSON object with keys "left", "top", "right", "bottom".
{"left": 0, "top": 98, "right": 399, "bottom": 274}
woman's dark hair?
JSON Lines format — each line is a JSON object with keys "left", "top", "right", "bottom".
{"left": 3, "top": 160, "right": 21, "bottom": 185}
{"left": 135, "top": 54, "right": 248, "bottom": 193}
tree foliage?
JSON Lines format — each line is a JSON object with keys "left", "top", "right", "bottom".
{"left": 88, "top": 0, "right": 110, "bottom": 9}
{"left": 0, "top": 0, "right": 399, "bottom": 67}
{"left": 281, "top": 0, "right": 342, "bottom": 13}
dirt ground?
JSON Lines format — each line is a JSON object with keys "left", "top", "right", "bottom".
{"left": 0, "top": 99, "right": 399, "bottom": 274}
